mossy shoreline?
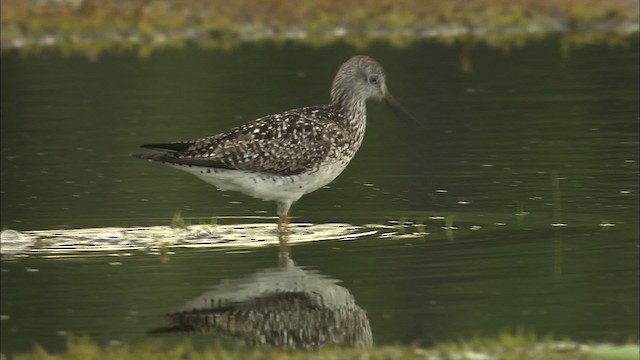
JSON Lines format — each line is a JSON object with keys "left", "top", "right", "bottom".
{"left": 2, "top": 333, "right": 639, "bottom": 360}
{"left": 1, "top": 0, "right": 638, "bottom": 58}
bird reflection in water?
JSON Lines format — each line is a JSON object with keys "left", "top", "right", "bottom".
{"left": 150, "top": 234, "right": 372, "bottom": 350}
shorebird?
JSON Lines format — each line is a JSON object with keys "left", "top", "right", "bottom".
{"left": 132, "top": 55, "right": 415, "bottom": 231}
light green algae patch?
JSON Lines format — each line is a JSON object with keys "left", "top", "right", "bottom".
{"left": 1, "top": 0, "right": 638, "bottom": 58}
{"left": 3, "top": 332, "right": 639, "bottom": 360}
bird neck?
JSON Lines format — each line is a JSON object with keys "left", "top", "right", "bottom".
{"left": 330, "top": 91, "right": 367, "bottom": 129}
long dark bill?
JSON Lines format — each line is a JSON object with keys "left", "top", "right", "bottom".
{"left": 382, "top": 92, "right": 419, "bottom": 126}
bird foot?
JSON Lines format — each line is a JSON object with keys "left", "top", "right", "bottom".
{"left": 277, "top": 215, "right": 290, "bottom": 233}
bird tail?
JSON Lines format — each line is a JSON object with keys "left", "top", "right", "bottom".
{"left": 140, "top": 142, "right": 192, "bottom": 151}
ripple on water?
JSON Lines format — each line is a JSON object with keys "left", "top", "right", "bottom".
{"left": 0, "top": 221, "right": 378, "bottom": 256}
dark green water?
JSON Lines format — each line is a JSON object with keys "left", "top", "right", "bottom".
{"left": 1, "top": 35, "right": 639, "bottom": 356}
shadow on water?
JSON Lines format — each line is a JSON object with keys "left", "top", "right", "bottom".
{"left": 0, "top": 204, "right": 637, "bottom": 355}
{"left": 149, "top": 234, "right": 372, "bottom": 350}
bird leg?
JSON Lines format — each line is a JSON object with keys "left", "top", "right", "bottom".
{"left": 278, "top": 232, "right": 290, "bottom": 258}
{"left": 276, "top": 201, "right": 291, "bottom": 232}
{"left": 277, "top": 215, "right": 289, "bottom": 232}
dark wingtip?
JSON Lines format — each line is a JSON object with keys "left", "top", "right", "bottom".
{"left": 140, "top": 144, "right": 162, "bottom": 149}
{"left": 131, "top": 152, "right": 233, "bottom": 170}
{"left": 140, "top": 142, "right": 191, "bottom": 151}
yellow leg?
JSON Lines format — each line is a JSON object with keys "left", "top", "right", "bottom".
{"left": 277, "top": 214, "right": 290, "bottom": 232}
{"left": 276, "top": 201, "right": 291, "bottom": 233}
{"left": 278, "top": 231, "right": 290, "bottom": 258}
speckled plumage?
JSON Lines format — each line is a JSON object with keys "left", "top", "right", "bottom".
{"left": 132, "top": 55, "right": 411, "bottom": 229}
{"left": 141, "top": 105, "right": 356, "bottom": 176}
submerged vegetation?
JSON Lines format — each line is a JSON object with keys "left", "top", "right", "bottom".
{"left": 4, "top": 331, "right": 639, "bottom": 360}
{"left": 1, "top": 0, "right": 638, "bottom": 59}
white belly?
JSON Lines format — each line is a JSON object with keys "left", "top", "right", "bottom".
{"left": 166, "top": 161, "right": 349, "bottom": 204}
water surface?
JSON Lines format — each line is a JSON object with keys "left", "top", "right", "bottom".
{"left": 1, "top": 36, "right": 638, "bottom": 355}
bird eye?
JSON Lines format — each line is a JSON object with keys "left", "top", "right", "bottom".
{"left": 368, "top": 75, "right": 378, "bottom": 85}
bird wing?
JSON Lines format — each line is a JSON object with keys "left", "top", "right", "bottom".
{"left": 134, "top": 105, "right": 346, "bottom": 176}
